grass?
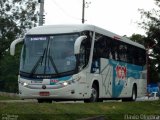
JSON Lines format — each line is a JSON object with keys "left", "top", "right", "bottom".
{"left": 0, "top": 94, "right": 20, "bottom": 100}
{"left": 0, "top": 100, "right": 160, "bottom": 120}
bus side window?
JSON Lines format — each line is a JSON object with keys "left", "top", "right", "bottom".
{"left": 119, "top": 43, "right": 127, "bottom": 62}
{"left": 93, "top": 33, "right": 104, "bottom": 59}
{"left": 84, "top": 31, "right": 92, "bottom": 66}
{"left": 105, "top": 37, "right": 111, "bottom": 59}
{"left": 137, "top": 48, "right": 146, "bottom": 66}
{"left": 134, "top": 46, "right": 141, "bottom": 65}
{"left": 103, "top": 37, "right": 114, "bottom": 59}
{"left": 127, "top": 45, "right": 133, "bottom": 64}
{"left": 141, "top": 50, "right": 146, "bottom": 66}
{"left": 78, "top": 31, "right": 92, "bottom": 70}
{"left": 111, "top": 41, "right": 120, "bottom": 61}
{"left": 93, "top": 41, "right": 101, "bottom": 59}
{"left": 110, "top": 41, "right": 116, "bottom": 60}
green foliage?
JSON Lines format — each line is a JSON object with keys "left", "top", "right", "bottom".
{"left": 130, "top": 34, "right": 145, "bottom": 45}
{"left": 0, "top": 94, "right": 20, "bottom": 100}
{"left": 139, "top": 0, "right": 160, "bottom": 83}
{"left": 0, "top": 44, "right": 22, "bottom": 92}
{"left": 0, "top": 0, "right": 38, "bottom": 92}
{"left": 0, "top": 0, "right": 38, "bottom": 57}
{"left": 0, "top": 18, "right": 20, "bottom": 58}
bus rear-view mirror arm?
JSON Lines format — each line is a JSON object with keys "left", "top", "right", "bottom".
{"left": 10, "top": 38, "right": 23, "bottom": 56}
{"left": 74, "top": 35, "right": 87, "bottom": 54}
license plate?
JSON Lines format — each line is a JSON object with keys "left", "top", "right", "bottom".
{"left": 39, "top": 92, "right": 50, "bottom": 96}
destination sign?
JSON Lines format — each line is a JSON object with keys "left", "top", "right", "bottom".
{"left": 30, "top": 37, "right": 47, "bottom": 41}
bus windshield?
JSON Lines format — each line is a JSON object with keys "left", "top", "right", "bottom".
{"left": 20, "top": 33, "right": 79, "bottom": 78}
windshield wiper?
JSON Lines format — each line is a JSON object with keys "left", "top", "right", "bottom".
{"left": 41, "top": 48, "right": 46, "bottom": 65}
{"left": 48, "top": 56, "right": 59, "bottom": 74}
{"left": 29, "top": 48, "right": 46, "bottom": 77}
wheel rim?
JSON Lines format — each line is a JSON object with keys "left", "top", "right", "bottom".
{"left": 91, "top": 88, "right": 97, "bottom": 102}
{"left": 132, "top": 90, "right": 136, "bottom": 100}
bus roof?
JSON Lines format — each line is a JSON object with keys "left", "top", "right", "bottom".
{"left": 26, "top": 24, "right": 145, "bottom": 49}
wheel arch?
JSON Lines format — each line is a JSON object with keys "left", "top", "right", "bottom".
{"left": 133, "top": 83, "right": 137, "bottom": 96}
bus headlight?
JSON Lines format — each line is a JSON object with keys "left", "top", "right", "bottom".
{"left": 19, "top": 81, "right": 28, "bottom": 87}
{"left": 59, "top": 76, "right": 81, "bottom": 87}
{"left": 61, "top": 80, "right": 73, "bottom": 86}
{"left": 23, "top": 82, "right": 28, "bottom": 86}
{"left": 63, "top": 82, "right": 68, "bottom": 86}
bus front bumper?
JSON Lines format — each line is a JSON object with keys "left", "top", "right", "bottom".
{"left": 18, "top": 83, "right": 89, "bottom": 100}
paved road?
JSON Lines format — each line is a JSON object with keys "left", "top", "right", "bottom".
{"left": 1, "top": 98, "right": 158, "bottom": 103}
{"left": 0, "top": 99, "right": 85, "bottom": 103}
{"left": 0, "top": 99, "right": 123, "bottom": 103}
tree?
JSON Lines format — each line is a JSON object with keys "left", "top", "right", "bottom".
{"left": 0, "top": 0, "right": 38, "bottom": 92}
{"left": 0, "top": 0, "right": 38, "bottom": 58}
{"left": 130, "top": 34, "right": 145, "bottom": 45}
{"left": 139, "top": 0, "right": 160, "bottom": 83}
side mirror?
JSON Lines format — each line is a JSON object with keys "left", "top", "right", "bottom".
{"left": 74, "top": 36, "right": 87, "bottom": 54}
{"left": 10, "top": 38, "right": 23, "bottom": 56}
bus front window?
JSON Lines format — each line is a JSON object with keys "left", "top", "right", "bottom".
{"left": 20, "top": 34, "right": 79, "bottom": 78}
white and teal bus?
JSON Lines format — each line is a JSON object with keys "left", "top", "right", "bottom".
{"left": 10, "top": 24, "right": 147, "bottom": 103}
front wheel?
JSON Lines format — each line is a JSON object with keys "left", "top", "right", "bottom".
{"left": 37, "top": 99, "right": 52, "bottom": 103}
{"left": 84, "top": 84, "right": 98, "bottom": 103}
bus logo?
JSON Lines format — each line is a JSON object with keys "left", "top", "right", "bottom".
{"left": 116, "top": 65, "right": 127, "bottom": 80}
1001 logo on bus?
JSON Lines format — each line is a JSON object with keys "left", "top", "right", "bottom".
{"left": 116, "top": 65, "right": 127, "bottom": 80}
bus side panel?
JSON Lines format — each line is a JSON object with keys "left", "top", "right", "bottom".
{"left": 100, "top": 58, "right": 113, "bottom": 98}
{"left": 96, "top": 58, "right": 146, "bottom": 99}
{"left": 90, "top": 58, "right": 113, "bottom": 98}
{"left": 137, "top": 70, "right": 147, "bottom": 97}
{"left": 111, "top": 59, "right": 146, "bottom": 98}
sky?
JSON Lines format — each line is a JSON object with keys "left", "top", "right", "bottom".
{"left": 43, "top": 0, "right": 156, "bottom": 36}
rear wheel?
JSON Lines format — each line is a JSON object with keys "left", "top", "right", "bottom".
{"left": 122, "top": 86, "right": 137, "bottom": 102}
{"left": 84, "top": 84, "right": 98, "bottom": 103}
{"left": 130, "top": 86, "right": 137, "bottom": 101}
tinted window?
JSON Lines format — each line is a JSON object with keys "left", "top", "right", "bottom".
{"left": 93, "top": 33, "right": 146, "bottom": 66}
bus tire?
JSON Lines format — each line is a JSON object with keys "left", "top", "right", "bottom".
{"left": 37, "top": 99, "right": 52, "bottom": 103}
{"left": 129, "top": 85, "right": 137, "bottom": 101}
{"left": 130, "top": 86, "right": 137, "bottom": 101}
{"left": 84, "top": 84, "right": 98, "bottom": 103}
{"left": 122, "top": 86, "right": 137, "bottom": 102}
{"left": 97, "top": 99, "right": 103, "bottom": 102}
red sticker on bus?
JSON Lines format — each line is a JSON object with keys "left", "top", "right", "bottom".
{"left": 116, "top": 65, "right": 127, "bottom": 80}
{"left": 50, "top": 79, "right": 59, "bottom": 83}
